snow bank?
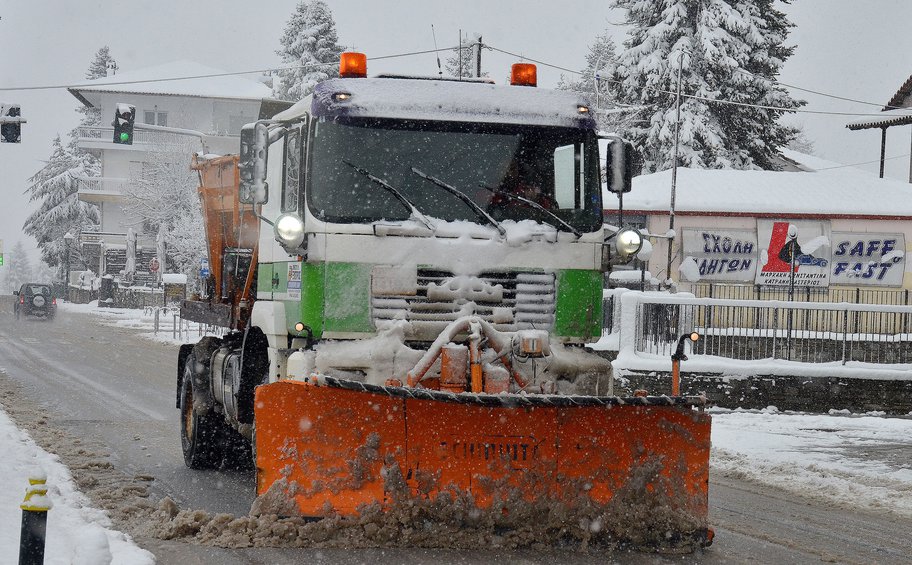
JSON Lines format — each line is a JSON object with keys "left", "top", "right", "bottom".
{"left": 0, "top": 409, "right": 154, "bottom": 564}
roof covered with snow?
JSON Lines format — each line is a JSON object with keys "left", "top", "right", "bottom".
{"left": 68, "top": 60, "right": 272, "bottom": 101}
{"left": 846, "top": 107, "right": 912, "bottom": 130}
{"left": 273, "top": 77, "right": 597, "bottom": 129}
{"left": 886, "top": 73, "right": 912, "bottom": 109}
{"left": 604, "top": 158, "right": 912, "bottom": 218}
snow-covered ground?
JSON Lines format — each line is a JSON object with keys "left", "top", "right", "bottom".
{"left": 59, "top": 300, "right": 225, "bottom": 345}
{"left": 0, "top": 407, "right": 155, "bottom": 564}
{"left": 710, "top": 407, "right": 912, "bottom": 518}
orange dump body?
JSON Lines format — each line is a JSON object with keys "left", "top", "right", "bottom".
{"left": 188, "top": 155, "right": 259, "bottom": 330}
{"left": 254, "top": 378, "right": 711, "bottom": 545}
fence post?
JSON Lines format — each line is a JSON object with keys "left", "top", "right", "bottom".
{"left": 842, "top": 309, "right": 848, "bottom": 365}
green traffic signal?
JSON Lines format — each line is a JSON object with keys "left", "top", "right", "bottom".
{"left": 120, "top": 132, "right": 130, "bottom": 142}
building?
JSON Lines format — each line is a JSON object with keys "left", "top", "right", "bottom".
{"left": 846, "top": 73, "right": 912, "bottom": 180}
{"left": 604, "top": 150, "right": 912, "bottom": 302}
{"left": 68, "top": 60, "right": 288, "bottom": 285}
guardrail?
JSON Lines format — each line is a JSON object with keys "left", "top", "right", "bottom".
{"left": 634, "top": 294, "right": 912, "bottom": 365}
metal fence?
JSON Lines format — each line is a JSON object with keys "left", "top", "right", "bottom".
{"left": 690, "top": 283, "right": 912, "bottom": 306}
{"left": 635, "top": 296, "right": 912, "bottom": 365}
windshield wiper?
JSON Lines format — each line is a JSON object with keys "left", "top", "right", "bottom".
{"left": 410, "top": 167, "right": 506, "bottom": 237}
{"left": 342, "top": 160, "right": 435, "bottom": 231}
{"left": 479, "top": 184, "right": 582, "bottom": 239}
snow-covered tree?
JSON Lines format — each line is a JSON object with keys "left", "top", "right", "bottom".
{"left": 23, "top": 136, "right": 100, "bottom": 275}
{"left": 786, "top": 127, "right": 815, "bottom": 155}
{"left": 3, "top": 241, "right": 34, "bottom": 292}
{"left": 558, "top": 30, "right": 631, "bottom": 131}
{"left": 76, "top": 46, "right": 117, "bottom": 128}
{"left": 273, "top": 1, "right": 346, "bottom": 101}
{"left": 445, "top": 34, "right": 487, "bottom": 79}
{"left": 121, "top": 144, "right": 206, "bottom": 288}
{"left": 611, "top": 0, "right": 805, "bottom": 172}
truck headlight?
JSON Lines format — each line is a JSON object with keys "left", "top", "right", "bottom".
{"left": 274, "top": 213, "right": 306, "bottom": 249}
{"left": 615, "top": 227, "right": 643, "bottom": 259}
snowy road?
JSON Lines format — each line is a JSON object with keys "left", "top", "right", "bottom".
{"left": 0, "top": 301, "right": 910, "bottom": 563}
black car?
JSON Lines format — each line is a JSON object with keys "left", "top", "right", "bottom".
{"left": 13, "top": 283, "right": 57, "bottom": 320}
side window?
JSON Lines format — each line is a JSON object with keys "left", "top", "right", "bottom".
{"left": 282, "top": 128, "right": 302, "bottom": 212}
{"left": 553, "top": 143, "right": 583, "bottom": 209}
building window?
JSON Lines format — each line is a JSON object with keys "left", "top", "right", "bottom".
{"left": 144, "top": 111, "right": 168, "bottom": 126}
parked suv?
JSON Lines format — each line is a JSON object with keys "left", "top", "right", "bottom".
{"left": 13, "top": 283, "right": 57, "bottom": 320}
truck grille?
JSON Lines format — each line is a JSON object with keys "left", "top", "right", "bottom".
{"left": 372, "top": 269, "right": 555, "bottom": 334}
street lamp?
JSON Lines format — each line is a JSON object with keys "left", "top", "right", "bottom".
{"left": 63, "top": 232, "right": 74, "bottom": 302}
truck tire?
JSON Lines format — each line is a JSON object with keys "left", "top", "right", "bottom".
{"left": 179, "top": 353, "right": 224, "bottom": 469}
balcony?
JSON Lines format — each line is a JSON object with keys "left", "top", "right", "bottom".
{"left": 76, "top": 176, "right": 130, "bottom": 201}
{"left": 76, "top": 126, "right": 240, "bottom": 154}
{"left": 76, "top": 126, "right": 193, "bottom": 151}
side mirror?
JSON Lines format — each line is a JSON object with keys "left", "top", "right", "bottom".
{"left": 602, "top": 136, "right": 637, "bottom": 194}
{"left": 13, "top": 291, "right": 18, "bottom": 296}
{"left": 239, "top": 122, "right": 269, "bottom": 204}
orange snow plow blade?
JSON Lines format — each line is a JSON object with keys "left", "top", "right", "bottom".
{"left": 254, "top": 377, "right": 712, "bottom": 548}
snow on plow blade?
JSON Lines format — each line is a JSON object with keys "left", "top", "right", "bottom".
{"left": 254, "top": 377, "right": 712, "bottom": 549}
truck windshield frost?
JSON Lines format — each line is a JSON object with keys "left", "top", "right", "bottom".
{"left": 306, "top": 118, "right": 604, "bottom": 234}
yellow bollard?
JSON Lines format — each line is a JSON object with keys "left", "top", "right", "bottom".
{"left": 19, "top": 473, "right": 52, "bottom": 565}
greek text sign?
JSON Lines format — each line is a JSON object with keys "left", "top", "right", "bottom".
{"left": 682, "top": 229, "right": 757, "bottom": 282}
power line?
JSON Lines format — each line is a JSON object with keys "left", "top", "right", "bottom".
{"left": 812, "top": 152, "right": 911, "bottom": 171}
{"left": 733, "top": 68, "right": 905, "bottom": 110}
{"left": 486, "top": 45, "right": 909, "bottom": 118}
{"left": 0, "top": 46, "right": 460, "bottom": 93}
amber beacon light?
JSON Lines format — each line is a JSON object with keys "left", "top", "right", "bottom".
{"left": 339, "top": 52, "right": 368, "bottom": 78}
{"left": 510, "top": 63, "right": 537, "bottom": 87}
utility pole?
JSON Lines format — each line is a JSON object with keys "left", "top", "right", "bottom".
{"left": 665, "top": 52, "right": 684, "bottom": 287}
{"left": 476, "top": 35, "right": 483, "bottom": 78}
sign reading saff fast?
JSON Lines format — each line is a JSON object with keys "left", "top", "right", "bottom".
{"left": 831, "top": 233, "right": 905, "bottom": 286}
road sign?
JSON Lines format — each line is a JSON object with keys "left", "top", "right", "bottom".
{"left": 149, "top": 257, "right": 160, "bottom": 272}
{"left": 200, "top": 258, "right": 210, "bottom": 278}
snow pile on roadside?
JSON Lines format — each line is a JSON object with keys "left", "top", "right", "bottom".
{"left": 711, "top": 408, "right": 912, "bottom": 518}
{"left": 58, "top": 301, "right": 216, "bottom": 345}
{"left": 0, "top": 408, "right": 155, "bottom": 564}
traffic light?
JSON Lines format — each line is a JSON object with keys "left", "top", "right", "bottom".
{"left": 112, "top": 103, "right": 136, "bottom": 145}
{"left": 0, "top": 104, "right": 24, "bottom": 143}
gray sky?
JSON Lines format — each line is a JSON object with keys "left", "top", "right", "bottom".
{"left": 1, "top": 0, "right": 911, "bottom": 266}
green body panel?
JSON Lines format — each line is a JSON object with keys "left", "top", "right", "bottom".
{"left": 257, "top": 263, "right": 275, "bottom": 299}
{"left": 554, "top": 269, "right": 602, "bottom": 340}
{"left": 299, "top": 262, "right": 373, "bottom": 338}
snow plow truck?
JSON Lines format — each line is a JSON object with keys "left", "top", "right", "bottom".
{"left": 177, "top": 52, "right": 712, "bottom": 550}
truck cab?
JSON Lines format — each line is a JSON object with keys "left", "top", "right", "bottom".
{"left": 245, "top": 55, "right": 639, "bottom": 388}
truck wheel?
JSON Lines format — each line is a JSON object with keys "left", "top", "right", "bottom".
{"left": 179, "top": 354, "right": 224, "bottom": 469}
{"left": 221, "top": 428, "right": 253, "bottom": 471}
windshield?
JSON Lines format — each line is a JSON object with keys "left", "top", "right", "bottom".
{"left": 307, "top": 118, "right": 603, "bottom": 233}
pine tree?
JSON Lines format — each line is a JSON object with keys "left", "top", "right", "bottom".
{"left": 22, "top": 136, "right": 100, "bottom": 273}
{"left": 610, "top": 0, "right": 804, "bottom": 172}
{"left": 558, "top": 30, "right": 625, "bottom": 131}
{"left": 4, "top": 241, "right": 34, "bottom": 292}
{"left": 77, "top": 46, "right": 117, "bottom": 127}
{"left": 273, "top": 1, "right": 346, "bottom": 101}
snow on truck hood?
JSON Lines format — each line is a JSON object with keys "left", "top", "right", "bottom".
{"left": 272, "top": 77, "right": 597, "bottom": 129}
